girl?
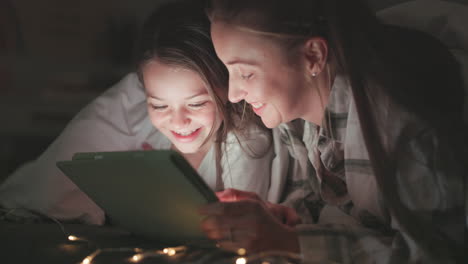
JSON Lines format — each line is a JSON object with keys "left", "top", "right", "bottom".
{"left": 200, "top": 0, "right": 467, "bottom": 262}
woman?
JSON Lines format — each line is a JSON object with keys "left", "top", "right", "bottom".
{"left": 200, "top": 0, "right": 466, "bottom": 262}
{"left": 0, "top": 1, "right": 307, "bottom": 228}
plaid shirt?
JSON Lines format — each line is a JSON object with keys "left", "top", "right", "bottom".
{"left": 276, "top": 75, "right": 465, "bottom": 263}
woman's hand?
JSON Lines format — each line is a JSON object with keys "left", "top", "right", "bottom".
{"left": 200, "top": 189, "right": 301, "bottom": 253}
{"left": 215, "top": 188, "right": 301, "bottom": 227}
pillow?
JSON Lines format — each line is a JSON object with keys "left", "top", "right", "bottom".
{"left": 378, "top": 0, "right": 468, "bottom": 122}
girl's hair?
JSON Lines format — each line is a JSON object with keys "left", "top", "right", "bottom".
{"left": 207, "top": 0, "right": 466, "bottom": 260}
{"left": 135, "top": 0, "right": 266, "bottom": 179}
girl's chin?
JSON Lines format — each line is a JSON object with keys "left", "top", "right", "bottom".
{"left": 172, "top": 143, "right": 200, "bottom": 154}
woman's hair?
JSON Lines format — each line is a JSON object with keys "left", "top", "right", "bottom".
{"left": 207, "top": 0, "right": 466, "bottom": 260}
{"left": 135, "top": 0, "right": 266, "bottom": 178}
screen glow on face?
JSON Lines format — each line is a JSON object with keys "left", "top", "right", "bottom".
{"left": 143, "top": 61, "right": 220, "bottom": 154}
{"left": 211, "top": 21, "right": 313, "bottom": 128}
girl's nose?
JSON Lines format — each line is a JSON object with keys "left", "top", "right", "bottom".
{"left": 170, "top": 109, "right": 190, "bottom": 129}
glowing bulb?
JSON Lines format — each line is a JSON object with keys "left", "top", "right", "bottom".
{"left": 163, "top": 247, "right": 177, "bottom": 256}
{"left": 68, "top": 235, "right": 79, "bottom": 241}
{"left": 237, "top": 248, "right": 246, "bottom": 255}
{"left": 79, "top": 249, "right": 100, "bottom": 264}
{"left": 236, "top": 257, "right": 247, "bottom": 264}
{"left": 131, "top": 254, "right": 143, "bottom": 262}
{"left": 81, "top": 257, "right": 91, "bottom": 264}
{"left": 167, "top": 248, "right": 176, "bottom": 256}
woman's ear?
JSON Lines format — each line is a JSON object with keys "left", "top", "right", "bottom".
{"left": 302, "top": 37, "right": 328, "bottom": 76}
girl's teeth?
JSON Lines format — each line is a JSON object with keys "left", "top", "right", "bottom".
{"left": 175, "top": 128, "right": 198, "bottom": 136}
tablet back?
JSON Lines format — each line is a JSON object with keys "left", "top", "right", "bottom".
{"left": 56, "top": 150, "right": 217, "bottom": 246}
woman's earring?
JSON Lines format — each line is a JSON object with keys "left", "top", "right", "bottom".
{"left": 312, "top": 72, "right": 317, "bottom": 77}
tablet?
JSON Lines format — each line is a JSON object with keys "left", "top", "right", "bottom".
{"left": 56, "top": 150, "right": 218, "bottom": 246}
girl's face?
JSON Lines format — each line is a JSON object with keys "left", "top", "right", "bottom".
{"left": 211, "top": 21, "right": 325, "bottom": 128}
{"left": 142, "top": 61, "right": 220, "bottom": 154}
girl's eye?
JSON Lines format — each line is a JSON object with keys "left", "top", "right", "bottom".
{"left": 241, "top": 73, "right": 253, "bottom": 80}
{"left": 188, "top": 101, "right": 207, "bottom": 108}
{"left": 150, "top": 104, "right": 167, "bottom": 111}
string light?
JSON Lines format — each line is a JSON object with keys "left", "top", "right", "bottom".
{"left": 128, "top": 246, "right": 188, "bottom": 263}
{"left": 164, "top": 246, "right": 186, "bottom": 255}
{"left": 67, "top": 229, "right": 303, "bottom": 263}
{"left": 1, "top": 208, "right": 303, "bottom": 263}
{"left": 166, "top": 248, "right": 176, "bottom": 256}
{"left": 80, "top": 249, "right": 101, "bottom": 264}
{"left": 237, "top": 248, "right": 246, "bottom": 256}
{"left": 231, "top": 250, "right": 302, "bottom": 264}
{"left": 236, "top": 257, "right": 247, "bottom": 264}
{"left": 131, "top": 254, "right": 143, "bottom": 262}
{"left": 67, "top": 235, "right": 79, "bottom": 241}
{"left": 78, "top": 248, "right": 147, "bottom": 264}
{"left": 67, "top": 235, "right": 88, "bottom": 242}
{"left": 81, "top": 257, "right": 91, "bottom": 264}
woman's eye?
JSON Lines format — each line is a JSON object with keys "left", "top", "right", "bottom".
{"left": 188, "top": 102, "right": 207, "bottom": 108}
{"left": 150, "top": 104, "right": 167, "bottom": 111}
{"left": 241, "top": 73, "right": 253, "bottom": 80}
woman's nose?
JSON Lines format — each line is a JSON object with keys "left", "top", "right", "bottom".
{"left": 228, "top": 81, "right": 247, "bottom": 103}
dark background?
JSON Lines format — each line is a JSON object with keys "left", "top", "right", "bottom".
{"left": 0, "top": 0, "right": 171, "bottom": 181}
{"left": 0, "top": 0, "right": 464, "bottom": 182}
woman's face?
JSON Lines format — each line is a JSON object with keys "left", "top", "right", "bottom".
{"left": 143, "top": 61, "right": 220, "bottom": 154}
{"left": 211, "top": 21, "right": 319, "bottom": 128}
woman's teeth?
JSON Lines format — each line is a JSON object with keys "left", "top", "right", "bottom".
{"left": 251, "top": 103, "right": 264, "bottom": 109}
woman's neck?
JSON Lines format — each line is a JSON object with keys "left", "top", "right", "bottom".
{"left": 302, "top": 63, "right": 337, "bottom": 126}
